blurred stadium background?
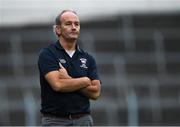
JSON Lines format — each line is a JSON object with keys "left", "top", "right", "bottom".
{"left": 0, "top": 0, "right": 180, "bottom": 126}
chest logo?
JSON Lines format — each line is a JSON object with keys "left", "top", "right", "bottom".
{"left": 80, "top": 58, "right": 88, "bottom": 69}
{"left": 59, "top": 58, "right": 66, "bottom": 64}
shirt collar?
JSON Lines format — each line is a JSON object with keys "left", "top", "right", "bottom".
{"left": 55, "top": 40, "right": 83, "bottom": 54}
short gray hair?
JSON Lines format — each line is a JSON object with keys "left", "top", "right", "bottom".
{"left": 53, "top": 10, "right": 77, "bottom": 37}
{"left": 55, "top": 10, "right": 77, "bottom": 25}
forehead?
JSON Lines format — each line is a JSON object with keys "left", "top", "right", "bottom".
{"left": 61, "top": 11, "right": 79, "bottom": 22}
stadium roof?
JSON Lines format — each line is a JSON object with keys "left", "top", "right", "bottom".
{"left": 0, "top": 0, "right": 180, "bottom": 26}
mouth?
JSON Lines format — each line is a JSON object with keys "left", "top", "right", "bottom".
{"left": 70, "top": 32, "right": 78, "bottom": 34}
{"left": 68, "top": 32, "right": 79, "bottom": 38}
{"left": 70, "top": 33, "right": 79, "bottom": 37}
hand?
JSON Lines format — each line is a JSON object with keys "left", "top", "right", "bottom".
{"left": 83, "top": 77, "right": 92, "bottom": 86}
{"left": 79, "top": 79, "right": 101, "bottom": 100}
{"left": 58, "top": 64, "right": 71, "bottom": 79}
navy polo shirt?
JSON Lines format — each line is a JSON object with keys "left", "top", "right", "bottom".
{"left": 38, "top": 40, "right": 100, "bottom": 116}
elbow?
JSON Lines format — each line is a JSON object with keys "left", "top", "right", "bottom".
{"left": 51, "top": 82, "right": 62, "bottom": 92}
{"left": 90, "top": 81, "right": 101, "bottom": 100}
{"left": 52, "top": 85, "right": 60, "bottom": 92}
{"left": 91, "top": 92, "right": 100, "bottom": 100}
{"left": 91, "top": 86, "right": 101, "bottom": 100}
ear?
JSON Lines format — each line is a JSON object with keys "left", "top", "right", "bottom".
{"left": 55, "top": 25, "right": 61, "bottom": 36}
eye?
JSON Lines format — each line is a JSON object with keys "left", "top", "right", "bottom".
{"left": 75, "top": 22, "right": 79, "bottom": 26}
{"left": 74, "top": 22, "right": 80, "bottom": 26}
{"left": 65, "top": 22, "right": 71, "bottom": 25}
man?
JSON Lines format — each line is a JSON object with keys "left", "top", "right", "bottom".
{"left": 38, "top": 10, "right": 101, "bottom": 126}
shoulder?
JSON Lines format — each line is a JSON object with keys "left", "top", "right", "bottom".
{"left": 38, "top": 43, "right": 58, "bottom": 63}
{"left": 38, "top": 43, "right": 56, "bottom": 57}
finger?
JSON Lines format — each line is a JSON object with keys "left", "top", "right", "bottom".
{"left": 59, "top": 62, "right": 64, "bottom": 69}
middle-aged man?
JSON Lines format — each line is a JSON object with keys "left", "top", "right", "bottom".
{"left": 38, "top": 10, "right": 101, "bottom": 126}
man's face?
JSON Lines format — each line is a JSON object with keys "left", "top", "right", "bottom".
{"left": 59, "top": 12, "right": 80, "bottom": 41}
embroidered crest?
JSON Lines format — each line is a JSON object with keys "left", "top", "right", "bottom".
{"left": 80, "top": 58, "right": 88, "bottom": 69}
{"left": 59, "top": 58, "right": 66, "bottom": 64}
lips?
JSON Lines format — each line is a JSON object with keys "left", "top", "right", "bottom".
{"left": 70, "top": 32, "right": 78, "bottom": 34}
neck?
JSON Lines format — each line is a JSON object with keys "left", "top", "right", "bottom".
{"left": 59, "top": 37, "right": 76, "bottom": 50}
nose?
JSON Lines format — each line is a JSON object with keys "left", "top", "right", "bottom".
{"left": 71, "top": 23, "right": 77, "bottom": 29}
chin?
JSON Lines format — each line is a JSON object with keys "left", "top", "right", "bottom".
{"left": 67, "top": 38, "right": 78, "bottom": 42}
{"left": 70, "top": 36, "right": 78, "bottom": 40}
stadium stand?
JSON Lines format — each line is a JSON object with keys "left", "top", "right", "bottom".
{"left": 0, "top": 12, "right": 180, "bottom": 125}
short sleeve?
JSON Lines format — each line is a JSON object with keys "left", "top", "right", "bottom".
{"left": 38, "top": 49, "right": 59, "bottom": 76}
{"left": 87, "top": 55, "right": 100, "bottom": 81}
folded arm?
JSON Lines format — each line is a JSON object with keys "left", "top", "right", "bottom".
{"left": 45, "top": 66, "right": 91, "bottom": 92}
{"left": 59, "top": 64, "right": 101, "bottom": 100}
{"left": 45, "top": 65, "right": 101, "bottom": 100}
{"left": 79, "top": 80, "right": 101, "bottom": 100}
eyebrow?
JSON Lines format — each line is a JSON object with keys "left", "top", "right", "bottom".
{"left": 64, "top": 21, "right": 80, "bottom": 23}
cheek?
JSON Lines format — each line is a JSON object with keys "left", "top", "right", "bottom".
{"left": 76, "top": 28, "right": 80, "bottom": 34}
{"left": 63, "top": 28, "right": 70, "bottom": 33}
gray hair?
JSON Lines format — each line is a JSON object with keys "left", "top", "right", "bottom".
{"left": 55, "top": 10, "right": 77, "bottom": 25}
{"left": 53, "top": 9, "right": 78, "bottom": 37}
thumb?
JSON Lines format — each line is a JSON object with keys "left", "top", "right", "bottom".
{"left": 59, "top": 62, "right": 64, "bottom": 69}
